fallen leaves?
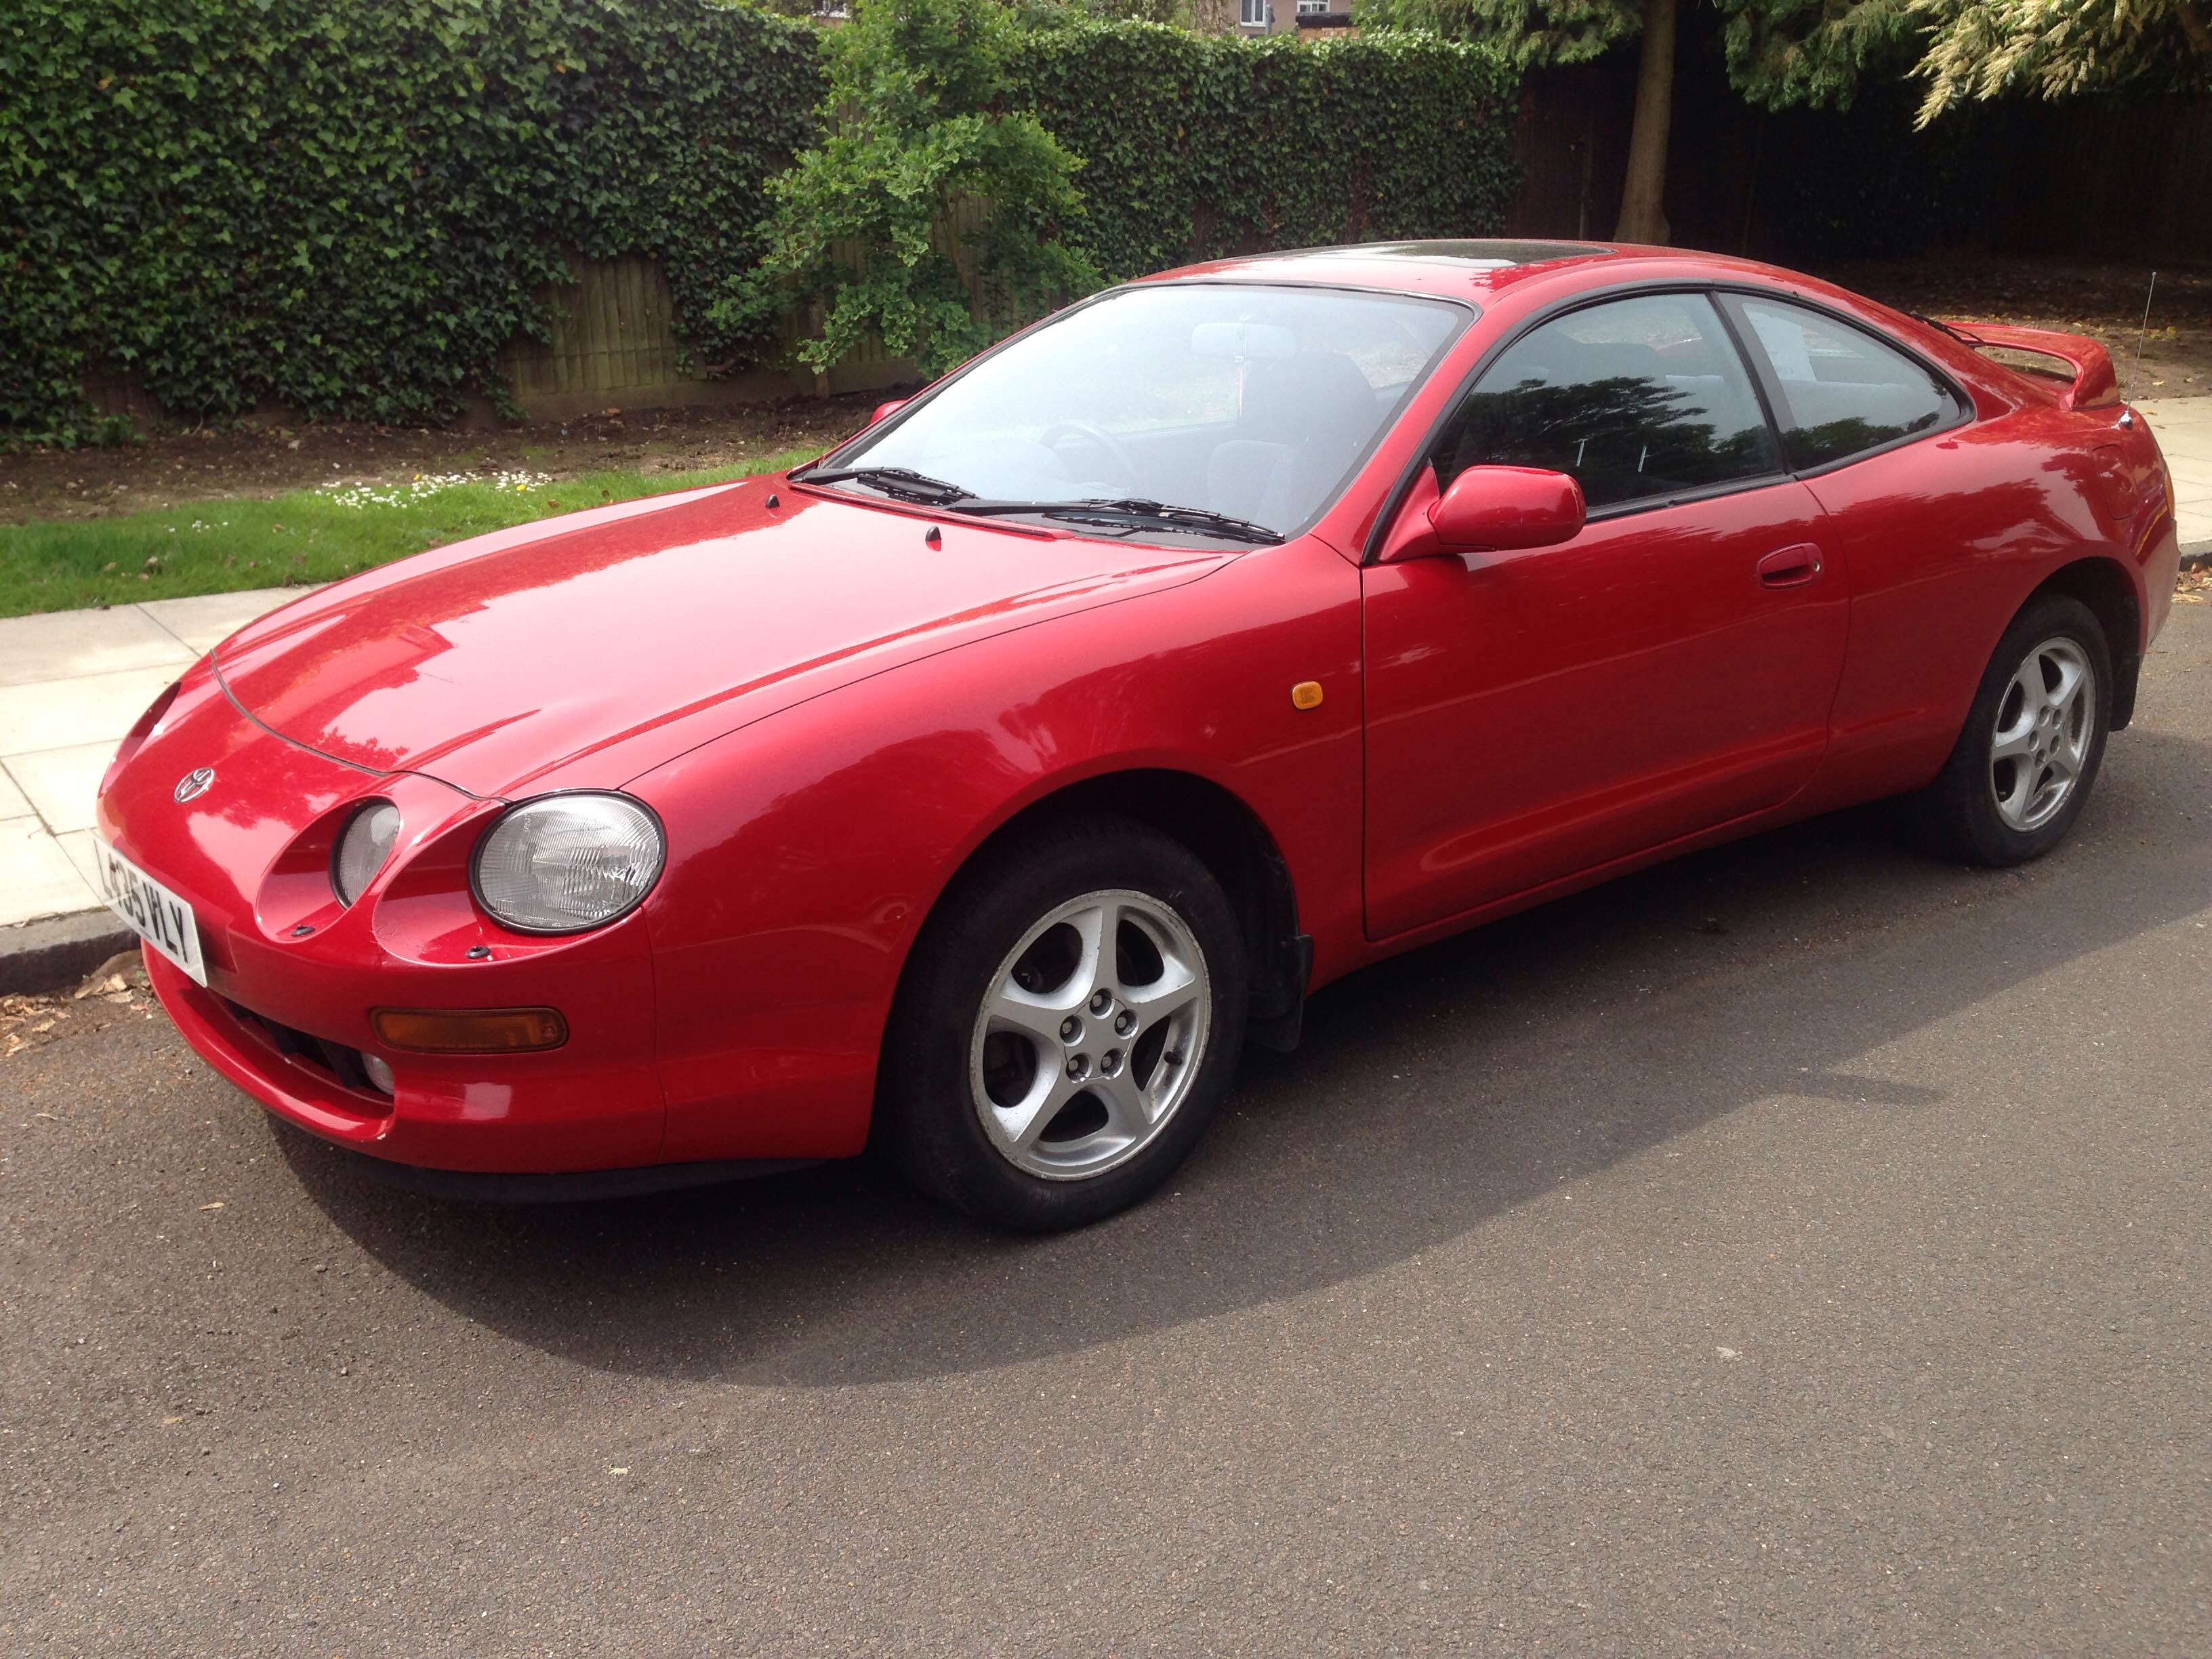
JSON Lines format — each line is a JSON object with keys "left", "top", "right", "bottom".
{"left": 73, "top": 971, "right": 131, "bottom": 1003}
{"left": 2176, "top": 563, "right": 2211, "bottom": 605}
{"left": 1, "top": 956, "right": 150, "bottom": 1058}
{"left": 1, "top": 994, "right": 66, "bottom": 1057}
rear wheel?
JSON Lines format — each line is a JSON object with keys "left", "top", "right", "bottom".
{"left": 1917, "top": 593, "right": 2111, "bottom": 866}
{"left": 874, "top": 818, "right": 1248, "bottom": 1231}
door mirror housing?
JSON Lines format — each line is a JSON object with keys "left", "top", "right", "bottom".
{"left": 869, "top": 398, "right": 909, "bottom": 426}
{"left": 1427, "top": 465, "right": 1585, "bottom": 554}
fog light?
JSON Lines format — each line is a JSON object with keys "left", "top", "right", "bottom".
{"left": 369, "top": 1007, "right": 567, "bottom": 1053}
{"left": 361, "top": 1052, "right": 396, "bottom": 1094}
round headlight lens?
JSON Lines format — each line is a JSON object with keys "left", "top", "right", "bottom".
{"left": 472, "top": 793, "right": 664, "bottom": 934}
{"left": 331, "top": 800, "right": 401, "bottom": 906}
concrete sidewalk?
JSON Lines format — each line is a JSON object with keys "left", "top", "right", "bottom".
{"left": 2144, "top": 394, "right": 2212, "bottom": 542}
{"left": 2, "top": 396, "right": 2209, "bottom": 939}
{"left": 1, "top": 588, "right": 310, "bottom": 931}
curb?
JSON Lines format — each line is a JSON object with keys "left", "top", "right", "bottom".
{"left": 0, "top": 910, "right": 136, "bottom": 997}
{"left": 2182, "top": 543, "right": 2211, "bottom": 568}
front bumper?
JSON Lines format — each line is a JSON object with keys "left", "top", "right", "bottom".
{"left": 145, "top": 948, "right": 665, "bottom": 1173}
{"left": 104, "top": 667, "right": 668, "bottom": 1174}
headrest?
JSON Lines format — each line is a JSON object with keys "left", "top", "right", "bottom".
{"left": 1191, "top": 322, "right": 1299, "bottom": 361}
{"left": 1242, "top": 351, "right": 1378, "bottom": 447}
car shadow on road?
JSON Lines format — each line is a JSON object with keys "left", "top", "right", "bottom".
{"left": 276, "top": 728, "right": 2212, "bottom": 1387}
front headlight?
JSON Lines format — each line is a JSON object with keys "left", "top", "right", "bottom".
{"left": 470, "top": 792, "right": 665, "bottom": 934}
{"left": 331, "top": 800, "right": 401, "bottom": 905}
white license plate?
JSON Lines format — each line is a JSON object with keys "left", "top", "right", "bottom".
{"left": 89, "top": 838, "right": 207, "bottom": 987}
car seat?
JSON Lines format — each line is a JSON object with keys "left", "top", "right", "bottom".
{"left": 1206, "top": 351, "right": 1380, "bottom": 531}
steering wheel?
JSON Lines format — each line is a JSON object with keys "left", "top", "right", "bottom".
{"left": 1039, "top": 419, "right": 1138, "bottom": 487}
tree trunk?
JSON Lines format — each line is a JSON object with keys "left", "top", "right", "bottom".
{"left": 1614, "top": 0, "right": 1677, "bottom": 245}
{"left": 2176, "top": 0, "right": 2211, "bottom": 56}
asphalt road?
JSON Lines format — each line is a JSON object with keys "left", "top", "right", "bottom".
{"left": 5, "top": 607, "right": 2209, "bottom": 1657}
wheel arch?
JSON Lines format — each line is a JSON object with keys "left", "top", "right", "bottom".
{"left": 2032, "top": 556, "right": 2143, "bottom": 729}
{"left": 911, "top": 767, "right": 1312, "bottom": 1052}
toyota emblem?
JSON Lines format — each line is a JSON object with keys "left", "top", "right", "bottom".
{"left": 173, "top": 766, "right": 216, "bottom": 804}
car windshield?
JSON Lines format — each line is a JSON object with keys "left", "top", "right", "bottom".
{"left": 815, "top": 283, "right": 1468, "bottom": 539}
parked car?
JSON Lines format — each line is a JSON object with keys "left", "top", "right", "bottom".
{"left": 92, "top": 239, "right": 2181, "bottom": 1229}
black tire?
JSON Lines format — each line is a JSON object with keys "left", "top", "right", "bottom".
{"left": 1915, "top": 592, "right": 2112, "bottom": 867}
{"left": 872, "top": 816, "right": 1248, "bottom": 1231}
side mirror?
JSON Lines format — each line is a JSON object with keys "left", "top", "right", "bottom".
{"left": 869, "top": 398, "right": 909, "bottom": 426}
{"left": 1428, "top": 465, "right": 1584, "bottom": 553}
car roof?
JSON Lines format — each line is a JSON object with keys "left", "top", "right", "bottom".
{"left": 1141, "top": 239, "right": 1813, "bottom": 305}
{"left": 1134, "top": 239, "right": 2018, "bottom": 422}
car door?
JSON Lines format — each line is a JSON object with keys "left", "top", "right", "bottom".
{"left": 1715, "top": 292, "right": 2013, "bottom": 804}
{"left": 1361, "top": 289, "right": 1851, "bottom": 940}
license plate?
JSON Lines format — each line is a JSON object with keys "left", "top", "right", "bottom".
{"left": 89, "top": 838, "right": 207, "bottom": 987}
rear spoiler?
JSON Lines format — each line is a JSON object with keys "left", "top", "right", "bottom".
{"left": 1938, "top": 319, "right": 2120, "bottom": 411}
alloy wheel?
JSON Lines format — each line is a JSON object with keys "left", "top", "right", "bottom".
{"left": 1989, "top": 635, "right": 2097, "bottom": 834}
{"left": 968, "top": 888, "right": 1212, "bottom": 1181}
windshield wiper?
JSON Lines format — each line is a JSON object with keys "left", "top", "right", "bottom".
{"left": 793, "top": 465, "right": 976, "bottom": 505}
{"left": 798, "top": 472, "right": 1285, "bottom": 544}
{"left": 1906, "top": 310, "right": 1985, "bottom": 346}
{"left": 951, "top": 496, "right": 1284, "bottom": 545}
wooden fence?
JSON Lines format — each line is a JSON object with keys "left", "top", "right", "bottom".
{"left": 1509, "top": 49, "right": 2212, "bottom": 266}
{"left": 495, "top": 250, "right": 912, "bottom": 423}
{"left": 1985, "top": 96, "right": 2212, "bottom": 264}
{"left": 497, "top": 197, "right": 989, "bottom": 419}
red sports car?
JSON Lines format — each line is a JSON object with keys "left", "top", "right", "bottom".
{"left": 93, "top": 240, "right": 2180, "bottom": 1229}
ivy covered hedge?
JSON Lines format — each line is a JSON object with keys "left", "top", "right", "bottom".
{"left": 2, "top": 3, "right": 1517, "bottom": 444}
{"left": 1, "top": 0, "right": 825, "bottom": 441}
{"left": 1009, "top": 22, "right": 1520, "bottom": 281}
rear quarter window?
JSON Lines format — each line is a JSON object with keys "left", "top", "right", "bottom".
{"left": 1735, "top": 296, "right": 1957, "bottom": 470}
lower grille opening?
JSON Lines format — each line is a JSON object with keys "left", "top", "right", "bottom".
{"left": 221, "top": 998, "right": 386, "bottom": 1101}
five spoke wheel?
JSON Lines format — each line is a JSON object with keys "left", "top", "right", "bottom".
{"left": 970, "top": 889, "right": 1210, "bottom": 1179}
{"left": 1989, "top": 636, "right": 2097, "bottom": 834}
{"left": 1917, "top": 592, "right": 2110, "bottom": 868}
{"left": 876, "top": 817, "right": 1246, "bottom": 1230}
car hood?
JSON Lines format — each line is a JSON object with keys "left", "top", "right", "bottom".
{"left": 213, "top": 480, "right": 1231, "bottom": 798}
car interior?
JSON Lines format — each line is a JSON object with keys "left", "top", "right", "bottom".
{"left": 842, "top": 284, "right": 1951, "bottom": 539}
{"left": 1200, "top": 348, "right": 1391, "bottom": 530}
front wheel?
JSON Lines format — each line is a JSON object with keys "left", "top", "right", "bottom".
{"left": 874, "top": 818, "right": 1249, "bottom": 1231}
{"left": 1917, "top": 592, "right": 2112, "bottom": 866}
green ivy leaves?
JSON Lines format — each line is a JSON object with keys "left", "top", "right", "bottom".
{"left": 1006, "top": 22, "right": 1519, "bottom": 284}
{"left": 2, "top": 3, "right": 1517, "bottom": 445}
{"left": 3, "top": 0, "right": 824, "bottom": 443}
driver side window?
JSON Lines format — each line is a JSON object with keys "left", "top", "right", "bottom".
{"left": 1433, "top": 293, "right": 1780, "bottom": 512}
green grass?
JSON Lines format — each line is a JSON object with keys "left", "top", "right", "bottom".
{"left": 0, "top": 451, "right": 817, "bottom": 619}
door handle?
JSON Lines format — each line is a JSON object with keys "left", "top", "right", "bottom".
{"left": 1757, "top": 543, "right": 1823, "bottom": 588}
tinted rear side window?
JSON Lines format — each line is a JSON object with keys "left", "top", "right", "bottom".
{"left": 1734, "top": 297, "right": 1955, "bottom": 470}
{"left": 1432, "top": 293, "right": 1780, "bottom": 511}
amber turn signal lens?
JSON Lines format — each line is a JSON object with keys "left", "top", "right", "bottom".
{"left": 369, "top": 1007, "right": 567, "bottom": 1053}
